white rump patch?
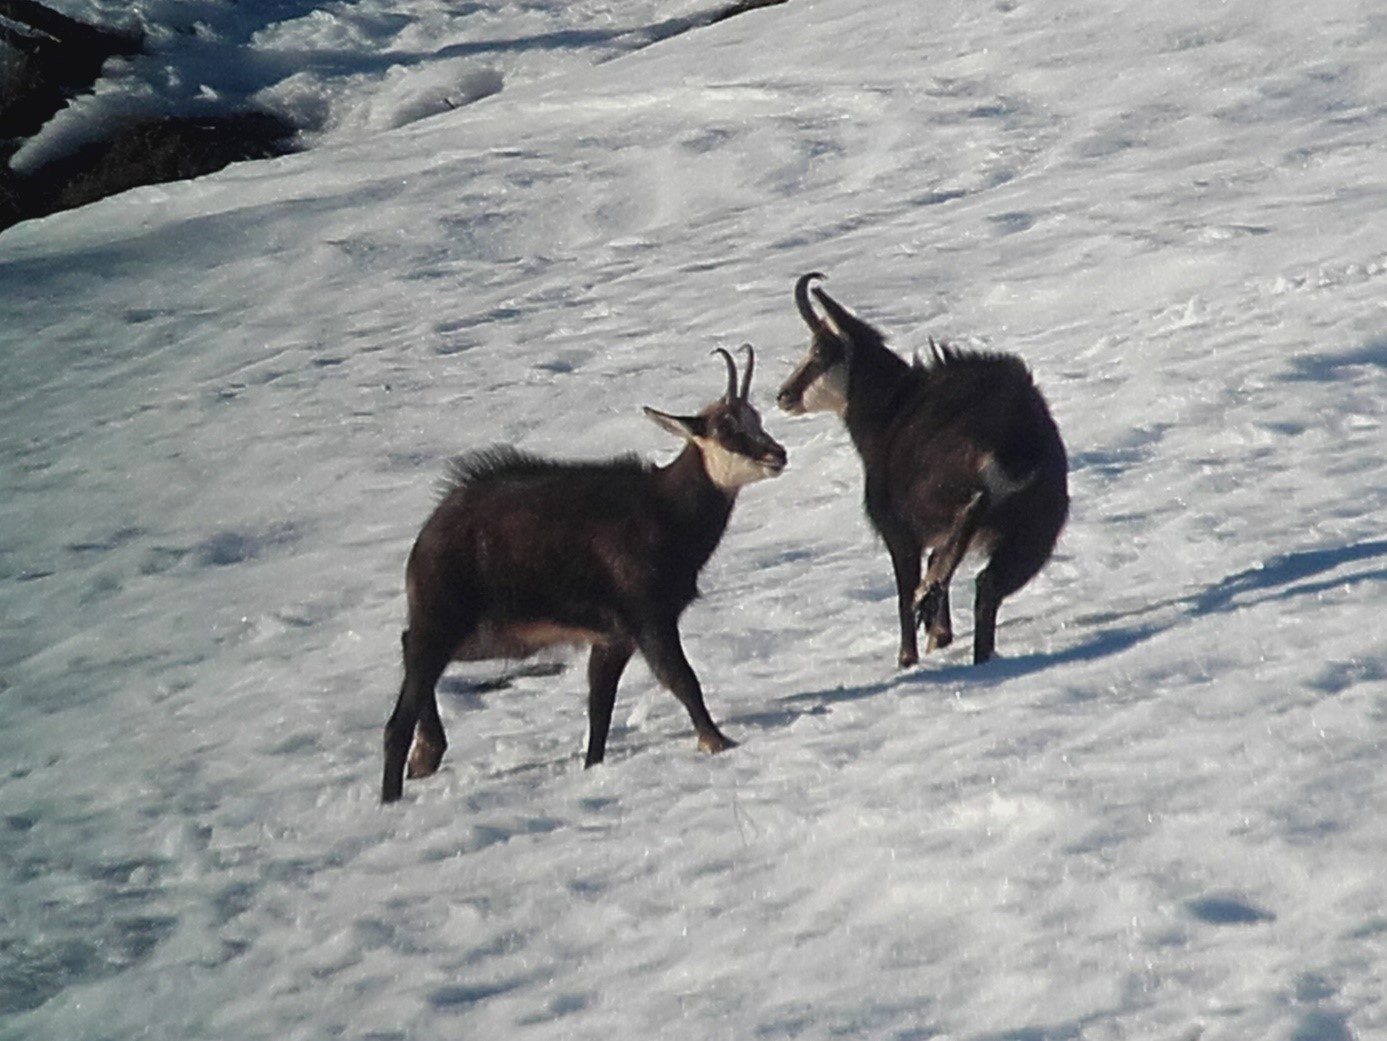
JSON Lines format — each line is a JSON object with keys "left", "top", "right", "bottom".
{"left": 978, "top": 454, "right": 1035, "bottom": 502}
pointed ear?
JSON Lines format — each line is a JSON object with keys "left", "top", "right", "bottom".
{"left": 812, "top": 287, "right": 852, "bottom": 341}
{"left": 644, "top": 407, "right": 707, "bottom": 442}
{"left": 812, "top": 286, "right": 875, "bottom": 353}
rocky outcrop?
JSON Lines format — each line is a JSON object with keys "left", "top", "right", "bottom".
{"left": 1, "top": 2, "right": 293, "bottom": 232}
{"left": 1, "top": 0, "right": 142, "bottom": 147}
{"left": 14, "top": 111, "right": 295, "bottom": 223}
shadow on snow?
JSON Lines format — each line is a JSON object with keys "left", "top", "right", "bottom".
{"left": 751, "top": 538, "right": 1387, "bottom": 721}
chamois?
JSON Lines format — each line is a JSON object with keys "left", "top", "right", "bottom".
{"left": 382, "top": 346, "right": 786, "bottom": 802}
{"left": 777, "top": 273, "right": 1068, "bottom": 667}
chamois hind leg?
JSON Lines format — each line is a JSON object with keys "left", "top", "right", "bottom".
{"left": 400, "top": 629, "right": 448, "bottom": 780}
{"left": 382, "top": 628, "right": 451, "bottom": 803}
{"left": 972, "top": 529, "right": 1053, "bottom": 665}
{"left": 404, "top": 631, "right": 452, "bottom": 781}
{"left": 634, "top": 617, "right": 735, "bottom": 755}
{"left": 972, "top": 570, "right": 1002, "bottom": 666}
{"left": 585, "top": 640, "right": 634, "bottom": 768}
{"left": 914, "top": 491, "right": 988, "bottom": 653}
{"left": 923, "top": 550, "right": 953, "bottom": 652}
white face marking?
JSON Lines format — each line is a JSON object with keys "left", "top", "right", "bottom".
{"left": 695, "top": 437, "right": 782, "bottom": 491}
{"left": 797, "top": 362, "right": 849, "bottom": 416}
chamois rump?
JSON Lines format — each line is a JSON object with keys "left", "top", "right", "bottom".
{"left": 777, "top": 273, "right": 1068, "bottom": 667}
{"left": 382, "top": 346, "right": 786, "bottom": 803}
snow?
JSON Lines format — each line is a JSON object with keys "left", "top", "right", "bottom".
{"left": 2, "top": 0, "right": 1385, "bottom": 1039}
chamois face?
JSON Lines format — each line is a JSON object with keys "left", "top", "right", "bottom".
{"left": 645, "top": 345, "right": 787, "bottom": 492}
{"left": 777, "top": 272, "right": 851, "bottom": 417}
{"left": 697, "top": 397, "right": 788, "bottom": 489}
{"left": 777, "top": 326, "right": 849, "bottom": 416}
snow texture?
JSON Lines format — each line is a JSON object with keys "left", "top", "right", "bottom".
{"left": 1, "top": 1, "right": 1385, "bottom": 1039}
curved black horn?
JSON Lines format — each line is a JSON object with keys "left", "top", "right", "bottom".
{"left": 712, "top": 347, "right": 739, "bottom": 400}
{"left": 737, "top": 343, "right": 755, "bottom": 400}
{"left": 795, "top": 272, "right": 827, "bottom": 331}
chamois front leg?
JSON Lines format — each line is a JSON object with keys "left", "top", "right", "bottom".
{"left": 585, "top": 640, "right": 634, "bottom": 767}
{"left": 881, "top": 524, "right": 923, "bottom": 668}
{"left": 634, "top": 617, "right": 735, "bottom": 755}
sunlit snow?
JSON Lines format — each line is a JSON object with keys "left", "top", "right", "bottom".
{"left": 2, "top": 1, "right": 1384, "bottom": 1039}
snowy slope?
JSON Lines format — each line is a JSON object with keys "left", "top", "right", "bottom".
{"left": 12, "top": 0, "right": 761, "bottom": 171}
{"left": 2, "top": 1, "right": 1385, "bottom": 1039}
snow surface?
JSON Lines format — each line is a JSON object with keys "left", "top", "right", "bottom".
{"left": 2, "top": 0, "right": 1386, "bottom": 1039}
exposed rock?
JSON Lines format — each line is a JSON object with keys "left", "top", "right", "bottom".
{"left": 0, "top": 0, "right": 142, "bottom": 144}
{"left": 15, "top": 111, "right": 296, "bottom": 223}
{"left": 0, "top": 158, "right": 22, "bottom": 226}
{"left": 1, "top": 2, "right": 294, "bottom": 231}
{"left": 707, "top": 0, "right": 793, "bottom": 27}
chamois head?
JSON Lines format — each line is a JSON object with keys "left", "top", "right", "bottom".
{"left": 645, "top": 344, "right": 787, "bottom": 490}
{"left": 777, "top": 272, "right": 885, "bottom": 416}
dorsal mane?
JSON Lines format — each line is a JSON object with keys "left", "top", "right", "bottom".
{"left": 916, "top": 339, "right": 1031, "bottom": 378}
{"left": 439, "top": 446, "right": 648, "bottom": 500}
{"left": 928, "top": 337, "right": 958, "bottom": 367}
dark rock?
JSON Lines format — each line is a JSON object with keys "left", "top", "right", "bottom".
{"left": 707, "top": 0, "right": 793, "bottom": 27}
{"left": 16, "top": 110, "right": 296, "bottom": 223}
{"left": 0, "top": 158, "right": 22, "bottom": 226}
{"left": 1, "top": 2, "right": 297, "bottom": 232}
{"left": 0, "top": 0, "right": 142, "bottom": 143}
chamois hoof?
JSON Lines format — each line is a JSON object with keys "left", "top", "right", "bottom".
{"left": 925, "top": 628, "right": 953, "bottom": 653}
{"left": 898, "top": 648, "right": 919, "bottom": 669}
{"left": 698, "top": 732, "right": 737, "bottom": 755}
{"left": 406, "top": 737, "right": 445, "bottom": 779}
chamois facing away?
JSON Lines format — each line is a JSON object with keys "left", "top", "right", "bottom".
{"left": 382, "top": 346, "right": 786, "bottom": 803}
{"left": 777, "top": 273, "right": 1068, "bottom": 668}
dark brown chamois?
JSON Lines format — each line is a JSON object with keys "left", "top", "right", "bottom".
{"left": 777, "top": 273, "right": 1068, "bottom": 668}
{"left": 382, "top": 346, "right": 786, "bottom": 802}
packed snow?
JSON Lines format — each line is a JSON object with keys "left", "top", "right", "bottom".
{"left": 2, "top": 1, "right": 1385, "bottom": 1039}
